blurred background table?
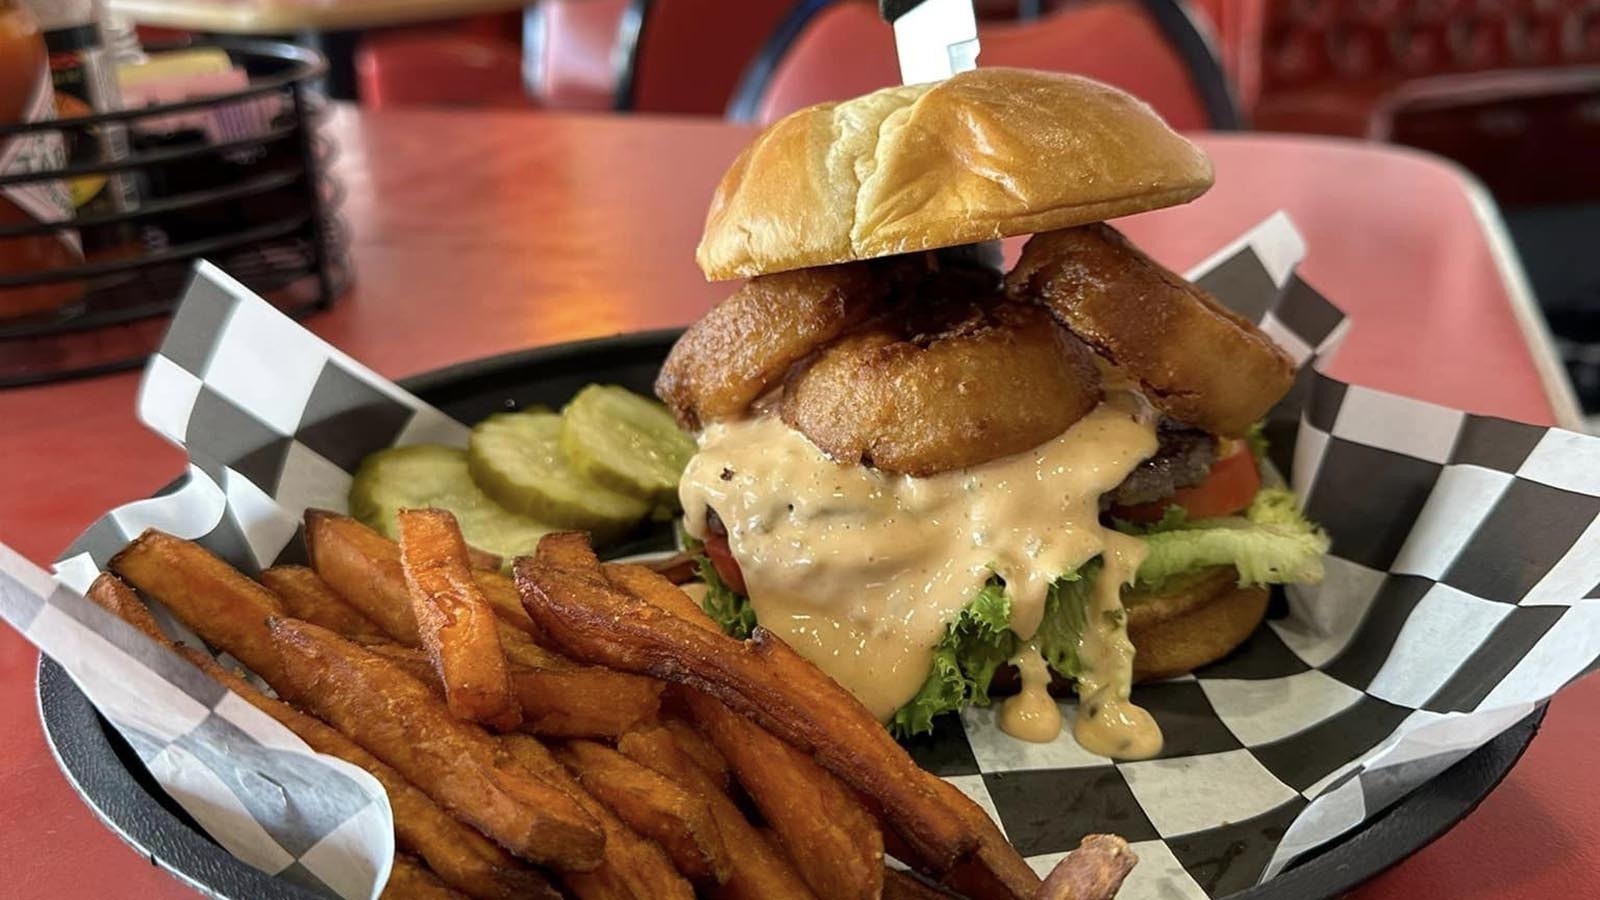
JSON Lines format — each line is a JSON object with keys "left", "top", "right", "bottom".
{"left": 110, "top": 0, "right": 533, "bottom": 98}
{"left": 109, "top": 0, "right": 529, "bottom": 30}
{"left": 0, "top": 104, "right": 1594, "bottom": 900}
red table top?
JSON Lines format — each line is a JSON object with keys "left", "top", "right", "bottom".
{"left": 0, "top": 106, "right": 1594, "bottom": 898}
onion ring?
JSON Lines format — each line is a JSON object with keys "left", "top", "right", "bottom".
{"left": 780, "top": 298, "right": 1102, "bottom": 475}
{"left": 655, "top": 263, "right": 891, "bottom": 429}
{"left": 1006, "top": 224, "right": 1295, "bottom": 437}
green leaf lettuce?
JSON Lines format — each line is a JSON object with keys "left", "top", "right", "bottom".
{"left": 687, "top": 543, "right": 757, "bottom": 639}
{"left": 890, "top": 571, "right": 1095, "bottom": 738}
{"left": 1130, "top": 488, "right": 1329, "bottom": 588}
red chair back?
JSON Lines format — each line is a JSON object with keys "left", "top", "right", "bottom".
{"left": 748, "top": 2, "right": 897, "bottom": 123}
{"left": 1191, "top": 0, "right": 1265, "bottom": 111}
{"left": 528, "top": 0, "right": 630, "bottom": 110}
{"left": 356, "top": 28, "right": 528, "bottom": 109}
{"left": 988, "top": 1, "right": 1263, "bottom": 111}
{"left": 622, "top": 0, "right": 796, "bottom": 114}
{"left": 744, "top": 0, "right": 1227, "bottom": 130}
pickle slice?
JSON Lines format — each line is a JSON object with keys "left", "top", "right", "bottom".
{"left": 349, "top": 444, "right": 554, "bottom": 562}
{"left": 468, "top": 411, "right": 650, "bottom": 536}
{"left": 560, "top": 385, "right": 697, "bottom": 504}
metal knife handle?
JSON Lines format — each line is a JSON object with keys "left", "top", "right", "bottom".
{"left": 879, "top": 0, "right": 923, "bottom": 23}
{"left": 879, "top": 0, "right": 995, "bottom": 268}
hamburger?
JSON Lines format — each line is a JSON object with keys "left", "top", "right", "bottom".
{"left": 657, "top": 68, "right": 1328, "bottom": 760}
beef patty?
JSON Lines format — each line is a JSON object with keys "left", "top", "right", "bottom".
{"left": 1108, "top": 420, "right": 1217, "bottom": 507}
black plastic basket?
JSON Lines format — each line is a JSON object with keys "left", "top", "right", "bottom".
{"left": 0, "top": 38, "right": 348, "bottom": 388}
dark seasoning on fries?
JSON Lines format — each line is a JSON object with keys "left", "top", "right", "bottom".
{"left": 99, "top": 513, "right": 1134, "bottom": 900}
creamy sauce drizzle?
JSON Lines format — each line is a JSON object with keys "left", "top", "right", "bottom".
{"left": 999, "top": 640, "right": 1061, "bottom": 743}
{"left": 1072, "top": 531, "right": 1162, "bottom": 759}
{"left": 679, "top": 397, "right": 1165, "bottom": 757}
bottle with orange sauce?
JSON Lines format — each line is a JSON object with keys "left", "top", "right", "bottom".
{"left": 0, "top": 0, "right": 85, "bottom": 320}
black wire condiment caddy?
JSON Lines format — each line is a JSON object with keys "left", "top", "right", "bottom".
{"left": 0, "top": 38, "right": 347, "bottom": 388}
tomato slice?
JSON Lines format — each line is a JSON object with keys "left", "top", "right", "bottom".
{"left": 703, "top": 530, "right": 748, "bottom": 595}
{"left": 1114, "top": 441, "right": 1262, "bottom": 524}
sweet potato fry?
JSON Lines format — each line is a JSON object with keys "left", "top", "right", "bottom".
{"left": 1039, "top": 835, "right": 1137, "bottom": 900}
{"left": 83, "top": 579, "right": 557, "bottom": 900}
{"left": 639, "top": 552, "right": 700, "bottom": 585}
{"left": 656, "top": 717, "right": 730, "bottom": 792}
{"left": 466, "top": 545, "right": 504, "bottom": 573}
{"left": 499, "top": 734, "right": 694, "bottom": 900}
{"left": 361, "top": 641, "right": 458, "bottom": 680}
{"left": 516, "top": 551, "right": 976, "bottom": 873}
{"left": 929, "top": 776, "right": 1044, "bottom": 900}
{"left": 363, "top": 642, "right": 662, "bottom": 739}
{"left": 110, "top": 530, "right": 288, "bottom": 687}
{"left": 306, "top": 509, "right": 421, "bottom": 643}
{"left": 681, "top": 690, "right": 882, "bottom": 900}
{"left": 304, "top": 509, "right": 543, "bottom": 666}
{"left": 191, "top": 647, "right": 559, "bottom": 900}
{"left": 398, "top": 509, "right": 520, "bottom": 731}
{"left": 534, "top": 544, "right": 1041, "bottom": 898}
{"left": 260, "top": 566, "right": 388, "bottom": 641}
{"left": 307, "top": 510, "right": 542, "bottom": 646}
{"left": 86, "top": 573, "right": 166, "bottom": 643}
{"left": 821, "top": 743, "right": 1041, "bottom": 900}
{"left": 533, "top": 531, "right": 603, "bottom": 571}
{"left": 599, "top": 567, "right": 732, "bottom": 786}
{"left": 382, "top": 855, "right": 464, "bottom": 900}
{"left": 512, "top": 667, "right": 662, "bottom": 739}
{"left": 267, "top": 618, "right": 603, "bottom": 870}
{"left": 475, "top": 570, "right": 541, "bottom": 639}
{"left": 557, "top": 739, "right": 730, "bottom": 884}
{"left": 603, "top": 565, "right": 710, "bottom": 631}
{"left": 883, "top": 868, "right": 962, "bottom": 900}
{"left": 496, "top": 626, "right": 571, "bottom": 669}
{"left": 618, "top": 726, "right": 815, "bottom": 900}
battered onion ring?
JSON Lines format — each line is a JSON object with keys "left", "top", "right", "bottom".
{"left": 780, "top": 298, "right": 1102, "bottom": 475}
{"left": 655, "top": 263, "right": 891, "bottom": 429}
{"left": 1005, "top": 224, "right": 1295, "bottom": 437}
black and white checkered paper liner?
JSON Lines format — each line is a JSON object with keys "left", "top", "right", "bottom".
{"left": 0, "top": 544, "right": 395, "bottom": 900}
{"left": 0, "top": 216, "right": 1595, "bottom": 898}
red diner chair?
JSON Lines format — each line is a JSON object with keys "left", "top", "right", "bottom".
{"left": 1186, "top": 0, "right": 1267, "bottom": 113}
{"left": 526, "top": 0, "right": 631, "bottom": 110}
{"left": 613, "top": 0, "right": 798, "bottom": 114}
{"left": 356, "top": 15, "right": 527, "bottom": 109}
{"left": 986, "top": 0, "right": 1265, "bottom": 111}
{"left": 728, "top": 0, "right": 1242, "bottom": 131}
{"left": 357, "top": 2, "right": 634, "bottom": 111}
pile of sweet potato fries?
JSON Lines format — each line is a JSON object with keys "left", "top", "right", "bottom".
{"left": 91, "top": 508, "right": 1136, "bottom": 900}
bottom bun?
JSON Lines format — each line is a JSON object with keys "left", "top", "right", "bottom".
{"left": 989, "top": 566, "right": 1267, "bottom": 696}
{"left": 1125, "top": 566, "right": 1269, "bottom": 682}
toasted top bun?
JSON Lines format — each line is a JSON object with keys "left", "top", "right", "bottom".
{"left": 696, "top": 68, "right": 1214, "bottom": 281}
